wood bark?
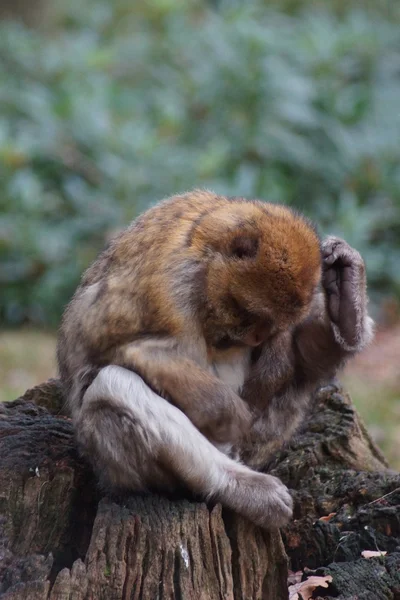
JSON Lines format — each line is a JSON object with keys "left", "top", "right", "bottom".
{"left": 0, "top": 380, "right": 399, "bottom": 600}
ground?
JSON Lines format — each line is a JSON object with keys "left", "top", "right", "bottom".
{"left": 340, "top": 323, "right": 400, "bottom": 470}
{"left": 0, "top": 326, "right": 399, "bottom": 469}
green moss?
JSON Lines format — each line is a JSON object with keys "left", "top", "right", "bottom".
{"left": 104, "top": 565, "right": 111, "bottom": 578}
{"left": 0, "top": 2, "right": 400, "bottom": 325}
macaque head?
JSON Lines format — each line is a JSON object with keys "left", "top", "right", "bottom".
{"left": 190, "top": 200, "right": 322, "bottom": 348}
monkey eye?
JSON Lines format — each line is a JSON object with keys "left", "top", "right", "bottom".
{"left": 230, "top": 236, "right": 259, "bottom": 259}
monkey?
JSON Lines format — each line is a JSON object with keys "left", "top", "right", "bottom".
{"left": 57, "top": 190, "right": 373, "bottom": 529}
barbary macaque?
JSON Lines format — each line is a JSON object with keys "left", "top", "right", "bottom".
{"left": 57, "top": 190, "right": 373, "bottom": 528}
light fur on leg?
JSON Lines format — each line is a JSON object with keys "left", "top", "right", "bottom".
{"left": 78, "top": 365, "right": 293, "bottom": 528}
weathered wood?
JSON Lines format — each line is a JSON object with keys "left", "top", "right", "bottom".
{"left": 269, "top": 385, "right": 399, "bottom": 575}
{"left": 0, "top": 381, "right": 399, "bottom": 599}
{"left": 311, "top": 553, "right": 400, "bottom": 600}
{"left": 0, "top": 394, "right": 287, "bottom": 600}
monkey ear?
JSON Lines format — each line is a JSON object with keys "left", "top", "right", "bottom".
{"left": 230, "top": 236, "right": 259, "bottom": 259}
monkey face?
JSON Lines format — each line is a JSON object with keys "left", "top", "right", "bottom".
{"left": 213, "top": 320, "right": 275, "bottom": 349}
{"left": 204, "top": 292, "right": 302, "bottom": 349}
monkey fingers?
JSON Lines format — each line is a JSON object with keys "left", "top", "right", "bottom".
{"left": 322, "top": 236, "right": 373, "bottom": 352}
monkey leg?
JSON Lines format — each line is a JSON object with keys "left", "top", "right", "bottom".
{"left": 77, "top": 365, "right": 293, "bottom": 529}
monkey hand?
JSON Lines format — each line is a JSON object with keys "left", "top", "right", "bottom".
{"left": 196, "top": 398, "right": 253, "bottom": 445}
{"left": 322, "top": 236, "right": 373, "bottom": 352}
{"left": 117, "top": 341, "right": 253, "bottom": 445}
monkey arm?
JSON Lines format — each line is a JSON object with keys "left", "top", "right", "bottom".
{"left": 113, "top": 338, "right": 252, "bottom": 444}
{"left": 293, "top": 236, "right": 374, "bottom": 383}
{"left": 239, "top": 238, "right": 374, "bottom": 469}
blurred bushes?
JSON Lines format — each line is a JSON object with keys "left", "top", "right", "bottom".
{"left": 0, "top": 0, "right": 399, "bottom": 325}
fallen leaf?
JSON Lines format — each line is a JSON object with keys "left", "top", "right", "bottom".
{"left": 287, "top": 570, "right": 303, "bottom": 585}
{"left": 319, "top": 512, "right": 337, "bottom": 522}
{"left": 289, "top": 575, "right": 333, "bottom": 600}
{"left": 361, "top": 550, "right": 387, "bottom": 559}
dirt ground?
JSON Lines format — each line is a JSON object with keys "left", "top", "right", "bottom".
{"left": 341, "top": 323, "right": 400, "bottom": 469}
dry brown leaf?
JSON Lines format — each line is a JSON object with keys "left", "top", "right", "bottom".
{"left": 319, "top": 512, "right": 337, "bottom": 522}
{"left": 288, "top": 574, "right": 333, "bottom": 600}
{"left": 361, "top": 550, "right": 387, "bottom": 558}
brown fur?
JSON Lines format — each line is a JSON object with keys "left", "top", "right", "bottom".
{"left": 58, "top": 191, "right": 321, "bottom": 438}
{"left": 57, "top": 190, "right": 373, "bottom": 528}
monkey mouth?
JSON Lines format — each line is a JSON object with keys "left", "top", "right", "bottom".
{"left": 213, "top": 336, "right": 248, "bottom": 350}
{"left": 213, "top": 324, "right": 273, "bottom": 350}
{"left": 242, "top": 332, "right": 264, "bottom": 347}
{"left": 242, "top": 323, "right": 274, "bottom": 347}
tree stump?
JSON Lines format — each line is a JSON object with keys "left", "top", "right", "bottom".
{"left": 0, "top": 380, "right": 399, "bottom": 599}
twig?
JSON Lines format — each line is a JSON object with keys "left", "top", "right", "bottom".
{"left": 366, "top": 487, "right": 400, "bottom": 506}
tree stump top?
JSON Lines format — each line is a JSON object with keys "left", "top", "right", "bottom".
{"left": 0, "top": 380, "right": 399, "bottom": 599}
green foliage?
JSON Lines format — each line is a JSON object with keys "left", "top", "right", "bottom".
{"left": 0, "top": 0, "right": 399, "bottom": 325}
